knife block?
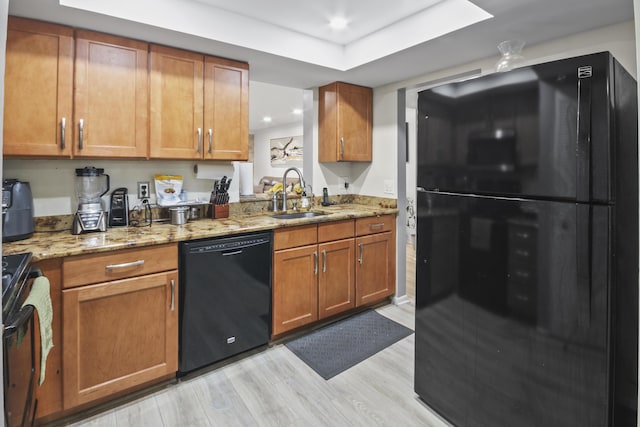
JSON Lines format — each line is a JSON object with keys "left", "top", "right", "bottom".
{"left": 213, "top": 204, "right": 229, "bottom": 219}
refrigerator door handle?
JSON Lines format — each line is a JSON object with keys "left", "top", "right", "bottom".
{"left": 576, "top": 66, "right": 593, "bottom": 202}
{"left": 576, "top": 204, "right": 592, "bottom": 326}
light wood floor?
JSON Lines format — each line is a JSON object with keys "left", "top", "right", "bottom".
{"left": 65, "top": 303, "right": 448, "bottom": 427}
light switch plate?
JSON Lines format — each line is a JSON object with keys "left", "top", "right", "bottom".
{"left": 384, "top": 179, "right": 394, "bottom": 194}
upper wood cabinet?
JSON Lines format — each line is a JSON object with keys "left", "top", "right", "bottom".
{"left": 4, "top": 17, "right": 249, "bottom": 161}
{"left": 73, "top": 31, "right": 148, "bottom": 158}
{"left": 150, "top": 45, "right": 249, "bottom": 160}
{"left": 204, "top": 57, "right": 249, "bottom": 160}
{"left": 3, "top": 17, "right": 73, "bottom": 157}
{"left": 319, "top": 81, "right": 373, "bottom": 162}
{"left": 149, "top": 45, "right": 204, "bottom": 159}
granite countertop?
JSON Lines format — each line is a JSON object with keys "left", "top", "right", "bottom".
{"left": 3, "top": 203, "right": 398, "bottom": 262}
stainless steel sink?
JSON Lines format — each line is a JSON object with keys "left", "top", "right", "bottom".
{"left": 271, "top": 211, "right": 327, "bottom": 220}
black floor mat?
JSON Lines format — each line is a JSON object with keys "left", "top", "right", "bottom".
{"left": 284, "top": 309, "right": 413, "bottom": 380}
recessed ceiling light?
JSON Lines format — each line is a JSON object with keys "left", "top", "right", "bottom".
{"left": 292, "top": 108, "right": 303, "bottom": 115}
{"left": 263, "top": 116, "right": 272, "bottom": 123}
{"left": 329, "top": 17, "right": 348, "bottom": 30}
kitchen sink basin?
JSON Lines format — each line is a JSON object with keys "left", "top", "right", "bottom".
{"left": 271, "top": 211, "right": 327, "bottom": 220}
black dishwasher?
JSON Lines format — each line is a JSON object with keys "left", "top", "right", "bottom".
{"left": 178, "top": 231, "right": 272, "bottom": 375}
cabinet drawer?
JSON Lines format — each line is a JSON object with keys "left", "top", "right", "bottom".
{"left": 356, "top": 215, "right": 395, "bottom": 236}
{"left": 318, "top": 219, "right": 354, "bottom": 243}
{"left": 274, "top": 224, "right": 318, "bottom": 250}
{"left": 63, "top": 243, "right": 178, "bottom": 288}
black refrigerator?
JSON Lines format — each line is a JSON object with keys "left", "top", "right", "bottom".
{"left": 414, "top": 52, "right": 638, "bottom": 427}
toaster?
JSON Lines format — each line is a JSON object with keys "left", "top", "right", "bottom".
{"left": 2, "top": 179, "right": 35, "bottom": 242}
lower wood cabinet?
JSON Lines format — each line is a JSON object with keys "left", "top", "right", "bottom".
{"left": 272, "top": 216, "right": 394, "bottom": 337}
{"left": 318, "top": 238, "right": 355, "bottom": 319}
{"left": 272, "top": 244, "right": 318, "bottom": 334}
{"left": 355, "top": 215, "right": 396, "bottom": 307}
{"left": 272, "top": 220, "right": 356, "bottom": 336}
{"left": 33, "top": 258, "right": 63, "bottom": 422}
{"left": 61, "top": 244, "right": 178, "bottom": 410}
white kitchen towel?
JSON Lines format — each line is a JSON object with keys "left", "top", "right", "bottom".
{"left": 239, "top": 162, "right": 254, "bottom": 195}
{"left": 22, "top": 276, "right": 53, "bottom": 385}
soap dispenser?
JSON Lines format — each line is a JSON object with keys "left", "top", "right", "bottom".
{"left": 300, "top": 191, "right": 310, "bottom": 210}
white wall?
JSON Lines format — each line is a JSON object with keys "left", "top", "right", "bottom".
{"left": 3, "top": 159, "right": 236, "bottom": 216}
{"left": 252, "top": 122, "right": 303, "bottom": 183}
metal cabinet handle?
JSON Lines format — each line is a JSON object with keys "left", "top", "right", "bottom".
{"left": 322, "top": 249, "right": 327, "bottom": 273}
{"left": 358, "top": 243, "right": 363, "bottom": 265}
{"left": 314, "top": 251, "right": 318, "bottom": 275}
{"left": 369, "top": 223, "right": 385, "bottom": 230}
{"left": 61, "top": 117, "right": 66, "bottom": 149}
{"left": 170, "top": 279, "right": 175, "bottom": 311}
{"left": 208, "top": 128, "right": 213, "bottom": 154}
{"left": 78, "top": 119, "right": 84, "bottom": 150}
{"left": 104, "top": 259, "right": 145, "bottom": 270}
{"left": 340, "top": 137, "right": 345, "bottom": 158}
{"left": 197, "top": 128, "right": 202, "bottom": 154}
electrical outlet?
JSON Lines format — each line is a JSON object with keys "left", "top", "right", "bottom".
{"left": 137, "top": 181, "right": 150, "bottom": 199}
{"left": 340, "top": 176, "right": 350, "bottom": 191}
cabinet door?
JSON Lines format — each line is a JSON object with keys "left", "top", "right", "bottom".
{"left": 355, "top": 231, "right": 395, "bottom": 306}
{"left": 318, "top": 238, "right": 355, "bottom": 319}
{"left": 150, "top": 45, "right": 203, "bottom": 159}
{"left": 73, "top": 31, "right": 148, "bottom": 158}
{"left": 62, "top": 271, "right": 178, "bottom": 409}
{"left": 4, "top": 17, "right": 73, "bottom": 157}
{"left": 338, "top": 82, "right": 372, "bottom": 161}
{"left": 319, "top": 82, "right": 372, "bottom": 162}
{"left": 272, "top": 245, "right": 318, "bottom": 336}
{"left": 33, "top": 258, "right": 63, "bottom": 421}
{"left": 203, "top": 57, "right": 249, "bottom": 160}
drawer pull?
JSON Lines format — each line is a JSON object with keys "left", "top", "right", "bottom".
{"left": 78, "top": 118, "right": 84, "bottom": 150}
{"left": 322, "top": 249, "right": 327, "bottom": 273}
{"left": 104, "top": 259, "right": 145, "bottom": 270}
{"left": 314, "top": 251, "right": 318, "bottom": 275}
{"left": 516, "top": 232, "right": 530, "bottom": 239}
{"left": 60, "top": 117, "right": 66, "bottom": 149}
{"left": 358, "top": 243, "right": 363, "bottom": 264}
{"left": 170, "top": 279, "right": 175, "bottom": 311}
{"left": 369, "top": 223, "right": 385, "bottom": 230}
{"left": 515, "top": 249, "right": 530, "bottom": 257}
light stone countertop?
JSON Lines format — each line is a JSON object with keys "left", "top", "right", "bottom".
{"left": 3, "top": 203, "right": 398, "bottom": 261}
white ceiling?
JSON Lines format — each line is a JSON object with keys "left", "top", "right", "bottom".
{"left": 7, "top": 0, "right": 634, "bottom": 131}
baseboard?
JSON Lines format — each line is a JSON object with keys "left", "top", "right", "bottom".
{"left": 393, "top": 294, "right": 411, "bottom": 306}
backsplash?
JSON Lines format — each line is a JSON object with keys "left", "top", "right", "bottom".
{"left": 3, "top": 158, "right": 238, "bottom": 216}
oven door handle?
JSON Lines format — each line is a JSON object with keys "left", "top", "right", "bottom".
{"left": 3, "top": 305, "right": 34, "bottom": 337}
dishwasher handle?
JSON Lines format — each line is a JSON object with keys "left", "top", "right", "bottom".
{"left": 222, "top": 250, "right": 243, "bottom": 256}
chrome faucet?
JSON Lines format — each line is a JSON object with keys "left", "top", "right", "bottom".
{"left": 282, "top": 167, "right": 305, "bottom": 212}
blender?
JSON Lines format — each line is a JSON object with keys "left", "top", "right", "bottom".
{"left": 72, "top": 167, "right": 110, "bottom": 235}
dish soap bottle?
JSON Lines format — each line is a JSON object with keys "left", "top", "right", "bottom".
{"left": 300, "top": 191, "right": 310, "bottom": 210}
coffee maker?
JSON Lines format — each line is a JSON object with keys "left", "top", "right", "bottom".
{"left": 72, "top": 167, "right": 110, "bottom": 235}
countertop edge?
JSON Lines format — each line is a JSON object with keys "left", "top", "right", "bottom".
{"left": 3, "top": 205, "right": 399, "bottom": 261}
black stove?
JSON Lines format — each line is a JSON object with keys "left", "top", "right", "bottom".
{"left": 2, "top": 252, "right": 32, "bottom": 322}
